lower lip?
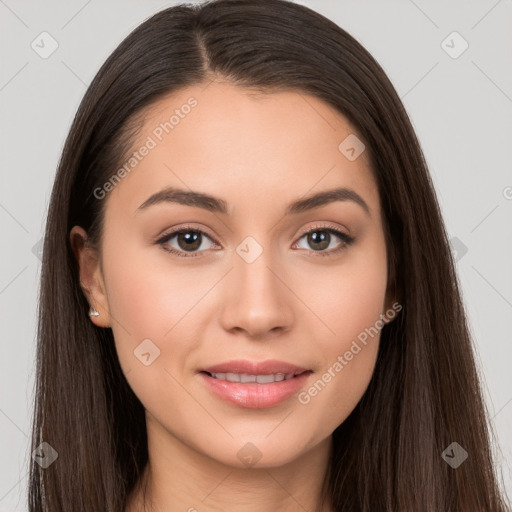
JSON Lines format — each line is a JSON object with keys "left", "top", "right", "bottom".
{"left": 199, "top": 371, "right": 312, "bottom": 409}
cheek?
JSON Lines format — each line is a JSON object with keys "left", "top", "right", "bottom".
{"left": 102, "top": 246, "right": 209, "bottom": 414}
{"left": 100, "top": 232, "right": 204, "bottom": 374}
{"left": 295, "top": 234, "right": 387, "bottom": 426}
{"left": 305, "top": 229, "right": 388, "bottom": 337}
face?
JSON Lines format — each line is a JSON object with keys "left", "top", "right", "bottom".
{"left": 72, "top": 80, "right": 395, "bottom": 469}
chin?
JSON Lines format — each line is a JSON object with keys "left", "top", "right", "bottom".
{"left": 204, "top": 433, "right": 320, "bottom": 470}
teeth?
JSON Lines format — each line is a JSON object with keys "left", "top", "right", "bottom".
{"left": 209, "top": 372, "right": 297, "bottom": 383}
{"left": 256, "top": 374, "right": 274, "bottom": 384}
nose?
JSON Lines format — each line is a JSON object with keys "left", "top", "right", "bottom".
{"left": 219, "top": 247, "right": 294, "bottom": 340}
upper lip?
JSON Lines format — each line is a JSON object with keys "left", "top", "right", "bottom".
{"left": 201, "top": 359, "right": 311, "bottom": 375}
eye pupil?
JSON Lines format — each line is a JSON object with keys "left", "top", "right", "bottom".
{"left": 178, "top": 231, "right": 201, "bottom": 251}
{"left": 308, "top": 231, "right": 330, "bottom": 251}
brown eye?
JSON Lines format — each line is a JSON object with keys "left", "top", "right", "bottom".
{"left": 294, "top": 225, "right": 354, "bottom": 257}
{"left": 305, "top": 230, "right": 331, "bottom": 251}
{"left": 157, "top": 227, "right": 217, "bottom": 258}
{"left": 175, "top": 230, "right": 202, "bottom": 251}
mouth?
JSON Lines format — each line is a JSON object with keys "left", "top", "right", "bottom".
{"left": 198, "top": 369, "right": 313, "bottom": 409}
{"left": 200, "top": 370, "right": 310, "bottom": 384}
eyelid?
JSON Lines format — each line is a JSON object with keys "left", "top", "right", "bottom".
{"left": 297, "top": 222, "right": 352, "bottom": 242}
{"left": 156, "top": 223, "right": 217, "bottom": 243}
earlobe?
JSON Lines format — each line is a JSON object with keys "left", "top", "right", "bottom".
{"left": 69, "top": 226, "right": 111, "bottom": 328}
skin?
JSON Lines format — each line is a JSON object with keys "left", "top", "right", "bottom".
{"left": 70, "top": 80, "right": 396, "bottom": 512}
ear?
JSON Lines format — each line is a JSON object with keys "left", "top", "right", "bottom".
{"left": 69, "top": 226, "right": 111, "bottom": 328}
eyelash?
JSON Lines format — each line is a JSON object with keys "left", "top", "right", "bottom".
{"left": 155, "top": 223, "right": 355, "bottom": 259}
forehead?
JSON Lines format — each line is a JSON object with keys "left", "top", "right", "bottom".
{"left": 105, "top": 80, "right": 379, "bottom": 219}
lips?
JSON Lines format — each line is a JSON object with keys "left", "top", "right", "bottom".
{"left": 198, "top": 359, "right": 313, "bottom": 408}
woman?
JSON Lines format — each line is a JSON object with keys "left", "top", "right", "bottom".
{"left": 28, "top": 0, "right": 509, "bottom": 510}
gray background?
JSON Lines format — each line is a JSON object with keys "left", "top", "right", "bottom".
{"left": 1, "top": 0, "right": 511, "bottom": 509}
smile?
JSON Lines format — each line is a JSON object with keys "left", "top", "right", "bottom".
{"left": 199, "top": 370, "right": 313, "bottom": 408}
{"left": 206, "top": 372, "right": 303, "bottom": 383}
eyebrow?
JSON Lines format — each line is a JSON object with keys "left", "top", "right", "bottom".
{"left": 136, "top": 186, "right": 371, "bottom": 217}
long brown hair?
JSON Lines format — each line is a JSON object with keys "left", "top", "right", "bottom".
{"left": 28, "top": 0, "right": 509, "bottom": 510}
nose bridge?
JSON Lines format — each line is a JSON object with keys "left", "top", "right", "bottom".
{"left": 220, "top": 233, "right": 293, "bottom": 337}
